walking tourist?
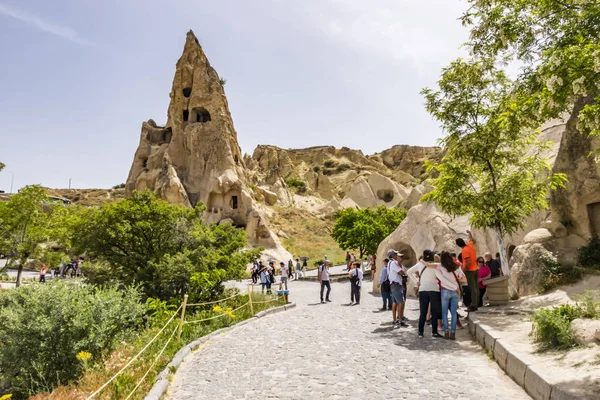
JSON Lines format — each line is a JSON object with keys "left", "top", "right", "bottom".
{"left": 387, "top": 249, "right": 407, "bottom": 327}
{"left": 456, "top": 230, "right": 479, "bottom": 312}
{"left": 318, "top": 259, "right": 331, "bottom": 304}
{"left": 478, "top": 257, "right": 491, "bottom": 307}
{"left": 295, "top": 258, "right": 302, "bottom": 279}
{"left": 280, "top": 261, "right": 289, "bottom": 290}
{"left": 39, "top": 264, "right": 46, "bottom": 283}
{"left": 422, "top": 251, "right": 467, "bottom": 340}
{"left": 370, "top": 254, "right": 377, "bottom": 281}
{"left": 346, "top": 251, "right": 351, "bottom": 270}
{"left": 268, "top": 261, "right": 276, "bottom": 285}
{"left": 349, "top": 262, "right": 363, "bottom": 305}
{"left": 407, "top": 250, "right": 442, "bottom": 338}
{"left": 259, "top": 265, "right": 271, "bottom": 294}
{"left": 302, "top": 259, "right": 307, "bottom": 275}
{"left": 288, "top": 259, "right": 294, "bottom": 280}
{"left": 378, "top": 258, "right": 391, "bottom": 311}
{"left": 485, "top": 252, "right": 502, "bottom": 277}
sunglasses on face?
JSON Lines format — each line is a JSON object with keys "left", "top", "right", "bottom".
{"left": 478, "top": 261, "right": 484, "bottom": 264}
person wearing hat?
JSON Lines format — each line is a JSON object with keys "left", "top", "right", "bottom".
{"left": 387, "top": 249, "right": 407, "bottom": 327}
{"left": 318, "top": 259, "right": 332, "bottom": 304}
{"left": 259, "top": 263, "right": 272, "bottom": 294}
{"left": 279, "top": 261, "right": 289, "bottom": 291}
{"left": 378, "top": 258, "right": 392, "bottom": 311}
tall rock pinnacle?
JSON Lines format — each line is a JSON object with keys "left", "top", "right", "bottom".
{"left": 125, "top": 30, "right": 252, "bottom": 228}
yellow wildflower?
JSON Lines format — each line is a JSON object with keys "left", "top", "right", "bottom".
{"left": 0, "top": 394, "right": 13, "bottom": 400}
{"left": 225, "top": 307, "right": 232, "bottom": 312}
{"left": 76, "top": 351, "right": 92, "bottom": 362}
{"left": 212, "top": 305, "right": 223, "bottom": 313}
{"left": 225, "top": 311, "right": 236, "bottom": 319}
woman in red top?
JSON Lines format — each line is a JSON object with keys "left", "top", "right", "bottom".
{"left": 477, "top": 257, "right": 491, "bottom": 307}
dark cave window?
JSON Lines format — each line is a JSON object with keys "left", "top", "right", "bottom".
{"left": 182, "top": 87, "right": 192, "bottom": 97}
{"left": 183, "top": 110, "right": 189, "bottom": 122}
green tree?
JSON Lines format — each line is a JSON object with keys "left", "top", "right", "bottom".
{"left": 75, "top": 191, "right": 260, "bottom": 300}
{"left": 461, "top": 1, "right": 600, "bottom": 137}
{"left": 0, "top": 161, "right": 5, "bottom": 172}
{"left": 0, "top": 185, "right": 67, "bottom": 286}
{"left": 421, "top": 59, "right": 567, "bottom": 279}
{"left": 331, "top": 206, "right": 406, "bottom": 259}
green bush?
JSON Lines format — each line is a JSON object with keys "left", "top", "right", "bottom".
{"left": 313, "top": 258, "right": 324, "bottom": 267}
{"left": 335, "top": 163, "right": 350, "bottom": 172}
{"left": 578, "top": 236, "right": 600, "bottom": 268}
{"left": 312, "top": 166, "right": 320, "bottom": 173}
{"left": 0, "top": 281, "right": 145, "bottom": 398}
{"left": 538, "top": 254, "right": 582, "bottom": 293}
{"left": 284, "top": 178, "right": 307, "bottom": 194}
{"left": 323, "top": 159, "right": 337, "bottom": 168}
{"left": 322, "top": 168, "right": 336, "bottom": 176}
{"left": 531, "top": 295, "right": 600, "bottom": 350}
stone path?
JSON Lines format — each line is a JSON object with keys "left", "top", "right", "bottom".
{"left": 167, "top": 280, "right": 530, "bottom": 400}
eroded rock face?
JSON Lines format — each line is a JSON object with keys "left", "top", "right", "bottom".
{"left": 571, "top": 318, "right": 600, "bottom": 346}
{"left": 372, "top": 202, "right": 498, "bottom": 293}
{"left": 125, "top": 31, "right": 288, "bottom": 259}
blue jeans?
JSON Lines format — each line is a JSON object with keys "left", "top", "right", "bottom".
{"left": 441, "top": 289, "right": 460, "bottom": 333}
{"left": 381, "top": 288, "right": 392, "bottom": 309}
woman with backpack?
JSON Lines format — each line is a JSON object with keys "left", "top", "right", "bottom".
{"left": 422, "top": 251, "right": 467, "bottom": 340}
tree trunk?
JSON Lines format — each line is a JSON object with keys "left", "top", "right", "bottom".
{"left": 16, "top": 263, "right": 23, "bottom": 287}
{"left": 494, "top": 224, "right": 518, "bottom": 299}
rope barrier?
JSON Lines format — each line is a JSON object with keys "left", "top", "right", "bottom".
{"left": 124, "top": 324, "right": 179, "bottom": 400}
{"left": 186, "top": 293, "right": 241, "bottom": 307}
{"left": 85, "top": 304, "right": 182, "bottom": 400}
{"left": 183, "top": 301, "right": 250, "bottom": 325}
{"left": 250, "top": 298, "right": 281, "bottom": 304}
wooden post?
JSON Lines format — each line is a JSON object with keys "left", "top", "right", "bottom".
{"left": 177, "top": 294, "right": 188, "bottom": 342}
{"left": 247, "top": 284, "right": 254, "bottom": 315}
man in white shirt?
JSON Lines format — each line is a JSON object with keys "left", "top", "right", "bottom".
{"left": 348, "top": 262, "right": 363, "bottom": 305}
{"left": 279, "top": 261, "right": 289, "bottom": 290}
{"left": 407, "top": 249, "right": 443, "bottom": 338}
{"left": 387, "top": 249, "right": 407, "bottom": 327}
{"left": 318, "top": 260, "right": 331, "bottom": 304}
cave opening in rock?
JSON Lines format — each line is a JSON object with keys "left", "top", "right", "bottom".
{"left": 162, "top": 127, "right": 172, "bottom": 143}
{"left": 142, "top": 158, "right": 148, "bottom": 169}
{"left": 234, "top": 155, "right": 239, "bottom": 164}
{"left": 507, "top": 245, "right": 516, "bottom": 261}
{"left": 231, "top": 195, "right": 238, "bottom": 210}
{"left": 183, "top": 110, "right": 189, "bottom": 122}
{"left": 192, "top": 107, "right": 211, "bottom": 123}
{"left": 182, "top": 87, "right": 192, "bottom": 97}
{"left": 377, "top": 189, "right": 394, "bottom": 203}
{"left": 587, "top": 202, "right": 600, "bottom": 236}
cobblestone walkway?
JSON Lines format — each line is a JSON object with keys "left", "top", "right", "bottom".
{"left": 167, "top": 280, "right": 530, "bottom": 400}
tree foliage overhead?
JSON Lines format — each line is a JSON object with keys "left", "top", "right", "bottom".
{"left": 421, "top": 59, "right": 567, "bottom": 237}
{"left": 74, "top": 191, "right": 260, "bottom": 300}
{"left": 331, "top": 206, "right": 406, "bottom": 258}
{"left": 461, "top": 0, "right": 600, "bottom": 137}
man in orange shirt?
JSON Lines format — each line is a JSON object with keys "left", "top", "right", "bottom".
{"left": 456, "top": 230, "right": 479, "bottom": 312}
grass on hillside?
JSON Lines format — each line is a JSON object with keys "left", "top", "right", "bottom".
{"left": 268, "top": 207, "right": 346, "bottom": 267}
{"left": 47, "top": 188, "right": 126, "bottom": 207}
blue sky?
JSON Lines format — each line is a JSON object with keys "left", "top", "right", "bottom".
{"left": 0, "top": 0, "right": 468, "bottom": 191}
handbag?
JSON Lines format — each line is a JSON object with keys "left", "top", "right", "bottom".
{"left": 451, "top": 270, "right": 464, "bottom": 298}
{"left": 413, "top": 267, "right": 427, "bottom": 297}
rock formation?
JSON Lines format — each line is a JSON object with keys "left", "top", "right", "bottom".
{"left": 125, "top": 31, "right": 290, "bottom": 261}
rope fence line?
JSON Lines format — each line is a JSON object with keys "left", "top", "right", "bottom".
{"left": 87, "top": 284, "right": 288, "bottom": 399}
{"left": 186, "top": 292, "right": 241, "bottom": 307}
{"left": 124, "top": 324, "right": 179, "bottom": 400}
{"left": 183, "top": 301, "right": 250, "bottom": 325}
{"left": 85, "top": 304, "right": 182, "bottom": 400}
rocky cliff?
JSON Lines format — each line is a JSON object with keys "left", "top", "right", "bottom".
{"left": 125, "top": 31, "right": 290, "bottom": 262}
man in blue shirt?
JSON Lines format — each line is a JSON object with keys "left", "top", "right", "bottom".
{"left": 378, "top": 258, "right": 392, "bottom": 311}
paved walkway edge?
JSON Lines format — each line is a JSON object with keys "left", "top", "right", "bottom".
{"left": 144, "top": 302, "right": 296, "bottom": 400}
{"left": 468, "top": 315, "right": 588, "bottom": 400}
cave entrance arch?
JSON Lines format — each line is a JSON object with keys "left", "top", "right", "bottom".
{"left": 192, "top": 107, "right": 211, "bottom": 123}
{"left": 587, "top": 202, "right": 600, "bottom": 236}
{"left": 507, "top": 245, "right": 516, "bottom": 261}
{"left": 386, "top": 241, "right": 417, "bottom": 269}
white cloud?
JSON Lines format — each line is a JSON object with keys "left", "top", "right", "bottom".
{"left": 0, "top": 2, "right": 93, "bottom": 46}
{"left": 304, "top": 0, "right": 467, "bottom": 72}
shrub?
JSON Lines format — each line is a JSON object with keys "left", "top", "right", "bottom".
{"left": 335, "top": 163, "right": 350, "bottom": 172}
{"left": 322, "top": 168, "right": 336, "bottom": 176}
{"left": 112, "top": 183, "right": 126, "bottom": 189}
{"left": 284, "top": 178, "right": 307, "bottom": 194}
{"left": 313, "top": 259, "right": 324, "bottom": 267}
{"left": 578, "top": 236, "right": 600, "bottom": 268}
{"left": 0, "top": 281, "right": 145, "bottom": 398}
{"left": 531, "top": 295, "right": 600, "bottom": 350}
{"left": 323, "top": 159, "right": 337, "bottom": 168}
{"left": 312, "top": 166, "right": 320, "bottom": 173}
{"left": 538, "top": 254, "right": 582, "bottom": 293}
